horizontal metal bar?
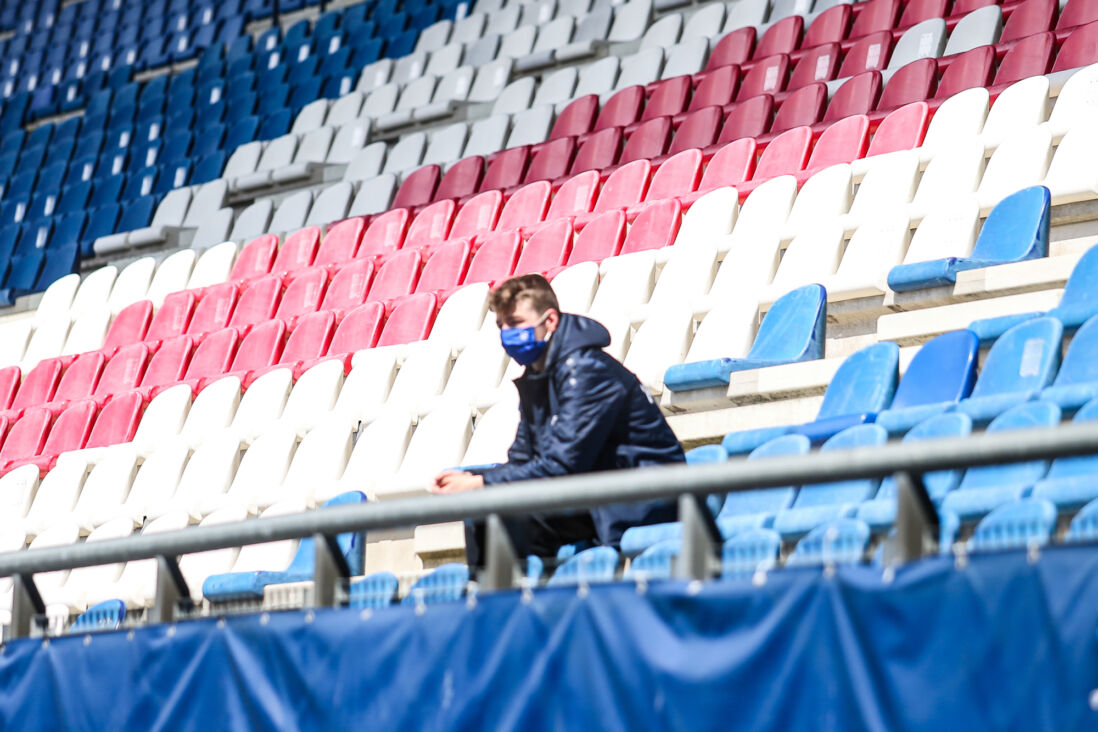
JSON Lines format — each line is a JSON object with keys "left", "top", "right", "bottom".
{"left": 4, "top": 420, "right": 1098, "bottom": 577}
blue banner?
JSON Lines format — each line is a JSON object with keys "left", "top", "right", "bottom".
{"left": 2, "top": 545, "right": 1097, "bottom": 730}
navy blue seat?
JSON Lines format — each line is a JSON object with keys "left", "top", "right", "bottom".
{"left": 90, "top": 174, "right": 125, "bottom": 207}
{"left": 665, "top": 284, "right": 827, "bottom": 392}
{"left": 51, "top": 213, "right": 86, "bottom": 249}
{"left": 154, "top": 162, "right": 189, "bottom": 194}
{"left": 384, "top": 29, "right": 418, "bottom": 58}
{"left": 224, "top": 117, "right": 259, "bottom": 150}
{"left": 346, "top": 571, "right": 400, "bottom": 609}
{"left": 191, "top": 151, "right": 226, "bottom": 185}
{"left": 967, "top": 498, "right": 1056, "bottom": 553}
{"left": 257, "top": 108, "right": 291, "bottom": 140}
{"left": 192, "top": 124, "right": 226, "bottom": 157}
{"left": 122, "top": 169, "right": 157, "bottom": 200}
{"left": 1031, "top": 398, "right": 1098, "bottom": 510}
{"left": 0, "top": 247, "right": 45, "bottom": 304}
{"left": 721, "top": 528, "right": 781, "bottom": 578}
{"left": 876, "top": 330, "right": 980, "bottom": 434}
{"left": 786, "top": 518, "right": 870, "bottom": 567}
{"left": 35, "top": 244, "right": 79, "bottom": 290}
{"left": 400, "top": 563, "right": 469, "bottom": 605}
{"left": 81, "top": 204, "right": 121, "bottom": 256}
{"left": 888, "top": 186, "right": 1051, "bottom": 292}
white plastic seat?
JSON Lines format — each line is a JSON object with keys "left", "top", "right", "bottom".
{"left": 187, "top": 241, "right": 237, "bottom": 289}
{"left": 843, "top": 151, "right": 919, "bottom": 230}
{"left": 461, "top": 397, "right": 521, "bottom": 467}
{"left": 886, "top": 18, "right": 946, "bottom": 72}
{"left": 315, "top": 410, "right": 413, "bottom": 503}
{"left": 821, "top": 213, "right": 911, "bottom": 299}
{"left": 178, "top": 376, "right": 240, "bottom": 450}
{"left": 722, "top": 0, "right": 768, "bottom": 30}
{"left": 641, "top": 242, "right": 719, "bottom": 318}
{"left": 426, "top": 43, "right": 465, "bottom": 78}
{"left": 278, "top": 359, "right": 344, "bottom": 436}
{"left": 762, "top": 221, "right": 846, "bottom": 302}
{"left": 111, "top": 440, "right": 190, "bottom": 525}
{"left": 684, "top": 295, "right": 758, "bottom": 363}
{"left": 145, "top": 249, "right": 196, "bottom": 306}
{"left": 464, "top": 34, "right": 502, "bottom": 69}
{"left": 335, "top": 347, "right": 402, "bottom": 425}
{"left": 516, "top": 17, "right": 574, "bottom": 72}
{"left": 325, "top": 91, "right": 365, "bottom": 127}
{"left": 229, "top": 368, "right": 292, "bottom": 445}
{"left": 532, "top": 67, "right": 578, "bottom": 109}
{"left": 549, "top": 261, "right": 600, "bottom": 313}
{"left": 222, "top": 141, "right": 263, "bottom": 179}
{"left": 60, "top": 306, "right": 110, "bottom": 356}
{"left": 342, "top": 141, "right": 387, "bottom": 183}
{"left": 609, "top": 0, "right": 652, "bottom": 42}
{"left": 640, "top": 13, "right": 682, "bottom": 49}
{"left": 919, "top": 88, "right": 989, "bottom": 160}
{"left": 108, "top": 256, "right": 155, "bottom": 315}
{"left": 975, "top": 126, "right": 1053, "bottom": 211}
{"left": 85, "top": 511, "right": 191, "bottom": 609}
{"left": 20, "top": 314, "right": 71, "bottom": 371}
{"left": 429, "top": 283, "right": 490, "bottom": 350}
{"left": 557, "top": 6, "right": 612, "bottom": 63}
{"left": 1045, "top": 63, "right": 1098, "bottom": 138}
{"left": 305, "top": 182, "right": 353, "bottom": 228}
{"left": 981, "top": 76, "right": 1050, "bottom": 150}
{"left": 896, "top": 198, "right": 981, "bottom": 270}
{"left": 382, "top": 132, "right": 427, "bottom": 176}
{"left": 33, "top": 274, "right": 79, "bottom": 326}
{"left": 184, "top": 181, "right": 228, "bottom": 230}
{"left": 268, "top": 189, "right": 314, "bottom": 235}
{"left": 452, "top": 13, "right": 487, "bottom": 45}
{"left": 349, "top": 174, "right": 397, "bottom": 216}
{"left": 291, "top": 98, "right": 329, "bottom": 135}
{"left": 574, "top": 56, "right": 620, "bottom": 97}
{"left": 622, "top": 302, "right": 693, "bottom": 394}
{"left": 613, "top": 48, "right": 664, "bottom": 96}
{"left": 129, "top": 383, "right": 192, "bottom": 457}
{"left": 1042, "top": 125, "right": 1098, "bottom": 204}
{"left": 30, "top": 523, "right": 82, "bottom": 603}
{"left": 21, "top": 459, "right": 87, "bottom": 538}
{"left": 485, "top": 4, "right": 520, "bottom": 35}
{"left": 660, "top": 37, "right": 709, "bottom": 78}
{"left": 420, "top": 68, "right": 476, "bottom": 123}
{"left": 45, "top": 517, "right": 136, "bottom": 612}
{"left": 498, "top": 24, "right": 537, "bottom": 62}
{"left": 781, "top": 164, "right": 853, "bottom": 239}
{"left": 377, "top": 75, "right": 437, "bottom": 130}
{"left": 203, "top": 423, "right": 298, "bottom": 516}
{"left": 373, "top": 399, "right": 474, "bottom": 498}
{"left": 416, "top": 20, "right": 453, "bottom": 54}
{"left": 269, "top": 417, "right": 354, "bottom": 508}
{"left": 0, "top": 318, "right": 31, "bottom": 368}
{"left": 521, "top": 0, "right": 558, "bottom": 26}
{"left": 0, "top": 464, "right": 41, "bottom": 523}
{"left": 439, "top": 329, "right": 510, "bottom": 408}
{"left": 69, "top": 265, "right": 118, "bottom": 314}
{"left": 491, "top": 77, "right": 536, "bottom": 116}
{"left": 371, "top": 340, "right": 455, "bottom": 421}
{"left": 356, "top": 59, "right": 394, "bottom": 95}
{"left": 179, "top": 505, "right": 249, "bottom": 601}
{"left": 67, "top": 448, "right": 139, "bottom": 532}
{"left": 590, "top": 253, "right": 657, "bottom": 319}
{"left": 909, "top": 138, "right": 986, "bottom": 220}
{"left": 392, "top": 52, "right": 429, "bottom": 87}
{"left": 360, "top": 82, "right": 399, "bottom": 119}
{"left": 229, "top": 198, "right": 274, "bottom": 242}
{"left": 158, "top": 438, "right": 243, "bottom": 521}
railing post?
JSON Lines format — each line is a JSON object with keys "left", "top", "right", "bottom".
{"left": 674, "top": 493, "right": 721, "bottom": 580}
{"left": 312, "top": 533, "right": 351, "bottom": 608}
{"left": 10, "top": 573, "right": 45, "bottom": 639}
{"left": 150, "top": 556, "right": 192, "bottom": 624}
{"left": 884, "top": 471, "right": 940, "bottom": 567}
{"left": 480, "top": 513, "right": 518, "bottom": 591}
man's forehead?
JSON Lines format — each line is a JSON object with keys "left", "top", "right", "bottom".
{"left": 496, "top": 300, "right": 540, "bottom": 324}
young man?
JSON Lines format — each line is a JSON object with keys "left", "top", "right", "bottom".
{"left": 432, "top": 274, "right": 684, "bottom": 567}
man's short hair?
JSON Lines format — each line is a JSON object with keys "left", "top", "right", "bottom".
{"left": 489, "top": 274, "right": 561, "bottom": 315}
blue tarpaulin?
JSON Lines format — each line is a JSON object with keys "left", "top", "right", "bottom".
{"left": 2, "top": 545, "right": 1098, "bottom": 730}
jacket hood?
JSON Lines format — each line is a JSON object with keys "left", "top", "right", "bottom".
{"left": 542, "top": 313, "right": 611, "bottom": 370}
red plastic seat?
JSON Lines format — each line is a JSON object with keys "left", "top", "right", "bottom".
{"left": 699, "top": 138, "right": 757, "bottom": 192}
{"left": 642, "top": 76, "right": 691, "bottom": 121}
{"left": 544, "top": 170, "right": 600, "bottom": 222}
{"left": 0, "top": 365, "right": 19, "bottom": 411}
{"left": 515, "top": 219, "right": 573, "bottom": 275}
{"left": 272, "top": 226, "right": 320, "bottom": 274}
{"left": 497, "top": 181, "right": 550, "bottom": 232}
{"left": 0, "top": 408, "right": 51, "bottom": 473}
{"left": 1001, "top": 0, "right": 1055, "bottom": 43}
{"left": 228, "top": 275, "right": 282, "bottom": 331}
{"left": 595, "top": 86, "right": 644, "bottom": 131}
{"left": 849, "top": 0, "right": 899, "bottom": 37}
{"left": 754, "top": 126, "right": 812, "bottom": 179}
{"left": 229, "top": 234, "right": 277, "bottom": 281}
{"left": 899, "top": 0, "right": 948, "bottom": 28}
{"left": 42, "top": 351, "right": 104, "bottom": 415}
{"left": 952, "top": 0, "right": 998, "bottom": 14}
{"left": 645, "top": 150, "right": 701, "bottom": 202}
{"left": 358, "top": 208, "right": 410, "bottom": 259}
{"left": 302, "top": 301, "right": 385, "bottom": 374}
{"left": 135, "top": 336, "right": 192, "bottom": 398}
{"left": 619, "top": 199, "right": 681, "bottom": 256}
{"left": 276, "top": 311, "right": 335, "bottom": 380}
{"left": 754, "top": 15, "right": 803, "bottom": 60}
{"left": 393, "top": 165, "right": 440, "bottom": 209}
{"left": 994, "top": 31, "right": 1054, "bottom": 86}
{"left": 367, "top": 249, "right": 422, "bottom": 302}
{"left": 319, "top": 258, "right": 374, "bottom": 316}
{"left": 824, "top": 71, "right": 881, "bottom": 121}
{"left": 376, "top": 293, "right": 438, "bottom": 347}
{"left": 415, "top": 239, "right": 472, "bottom": 294}
{"left": 102, "top": 300, "right": 152, "bottom": 354}
{"left": 92, "top": 343, "right": 149, "bottom": 404}
{"left": 83, "top": 390, "right": 142, "bottom": 449}
{"left": 717, "top": 94, "right": 774, "bottom": 143}
{"left": 551, "top": 95, "right": 598, "bottom": 139}
{"left": 668, "top": 106, "right": 721, "bottom": 155}
{"left": 212, "top": 319, "right": 285, "bottom": 389}
{"left": 9, "top": 358, "right": 62, "bottom": 415}
{"left": 619, "top": 117, "right": 671, "bottom": 164}
{"left": 450, "top": 191, "right": 502, "bottom": 239}
{"left": 187, "top": 283, "right": 239, "bottom": 336}
{"left": 590, "top": 160, "right": 651, "bottom": 214}
{"left": 838, "top": 31, "right": 892, "bottom": 77}
{"left": 788, "top": 43, "right": 841, "bottom": 90}
{"left": 866, "top": 102, "right": 930, "bottom": 156}
{"left": 463, "top": 231, "right": 521, "bottom": 285}
{"left": 435, "top": 156, "right": 484, "bottom": 202}
{"left": 561, "top": 210, "right": 625, "bottom": 268}
{"left": 876, "top": 58, "right": 937, "bottom": 110}
{"left": 275, "top": 268, "right": 328, "bottom": 322}
{"left": 19, "top": 399, "right": 96, "bottom": 471}
{"left": 405, "top": 199, "right": 456, "bottom": 249}
{"left": 523, "top": 137, "right": 575, "bottom": 185}
{"left": 1053, "top": 19, "right": 1098, "bottom": 71}
{"left": 176, "top": 328, "right": 239, "bottom": 393}
{"left": 803, "top": 4, "right": 852, "bottom": 48}
{"left": 805, "top": 115, "right": 870, "bottom": 172}
{"left": 315, "top": 217, "right": 366, "bottom": 267}
{"left": 689, "top": 65, "right": 739, "bottom": 111}
{"left": 144, "top": 291, "right": 195, "bottom": 345}
{"left": 706, "top": 27, "right": 755, "bottom": 70}
{"left": 482, "top": 146, "right": 530, "bottom": 191}
{"left": 771, "top": 83, "right": 826, "bottom": 133}
{"left": 935, "top": 45, "right": 995, "bottom": 99}
{"left": 1058, "top": 0, "right": 1098, "bottom": 29}
{"left": 737, "top": 54, "right": 789, "bottom": 100}
{"left": 570, "top": 127, "right": 622, "bottom": 175}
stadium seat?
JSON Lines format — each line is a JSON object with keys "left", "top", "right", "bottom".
{"left": 875, "top": 330, "right": 980, "bottom": 434}
{"left": 547, "top": 546, "right": 620, "bottom": 586}
{"left": 347, "top": 571, "right": 400, "bottom": 609}
{"left": 1032, "top": 398, "right": 1098, "bottom": 510}
{"left": 721, "top": 528, "right": 782, "bottom": 578}
{"left": 400, "top": 562, "right": 468, "bottom": 605}
{"left": 785, "top": 518, "right": 870, "bottom": 566}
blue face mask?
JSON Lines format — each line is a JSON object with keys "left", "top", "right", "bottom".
{"left": 501, "top": 315, "right": 550, "bottom": 366}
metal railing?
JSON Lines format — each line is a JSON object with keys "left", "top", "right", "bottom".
{"left": 6, "top": 420, "right": 1098, "bottom": 639}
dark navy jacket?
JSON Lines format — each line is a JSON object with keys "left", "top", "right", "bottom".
{"left": 480, "top": 313, "right": 684, "bottom": 546}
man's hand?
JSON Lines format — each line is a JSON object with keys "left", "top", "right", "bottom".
{"left": 431, "top": 470, "right": 485, "bottom": 494}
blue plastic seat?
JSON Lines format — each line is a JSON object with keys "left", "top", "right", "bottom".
{"left": 69, "top": 599, "right": 126, "bottom": 633}
{"left": 1030, "top": 398, "right": 1098, "bottom": 510}
{"left": 856, "top": 412, "right": 973, "bottom": 529}
{"left": 952, "top": 316, "right": 1062, "bottom": 423}
{"left": 717, "top": 434, "right": 811, "bottom": 536}
{"left": 888, "top": 186, "right": 1050, "bottom": 292}
{"left": 81, "top": 204, "right": 120, "bottom": 256}
{"left": 0, "top": 247, "right": 45, "bottom": 304}
{"left": 400, "top": 563, "right": 469, "bottom": 605}
{"left": 90, "top": 174, "right": 125, "bottom": 207}
{"left": 967, "top": 497, "right": 1056, "bottom": 553}
{"left": 547, "top": 546, "right": 620, "bottom": 586}
{"left": 721, "top": 529, "right": 781, "bottom": 578}
{"left": 1066, "top": 496, "right": 1098, "bottom": 542}
{"left": 786, "top": 518, "right": 870, "bottom": 567}
{"left": 940, "top": 400, "right": 1061, "bottom": 522}
{"left": 191, "top": 151, "right": 226, "bottom": 185}
{"left": 257, "top": 108, "right": 292, "bottom": 140}
{"left": 773, "top": 424, "right": 888, "bottom": 538}
{"left": 626, "top": 539, "right": 679, "bottom": 580}
{"left": 876, "top": 331, "right": 978, "bottom": 434}
{"left": 201, "top": 492, "right": 368, "bottom": 602}
{"left": 346, "top": 571, "right": 399, "bottom": 609}
{"left": 664, "top": 284, "right": 827, "bottom": 391}
{"left": 1038, "top": 314, "right": 1098, "bottom": 410}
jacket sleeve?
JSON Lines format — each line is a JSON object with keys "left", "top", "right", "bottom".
{"left": 480, "top": 359, "right": 627, "bottom": 485}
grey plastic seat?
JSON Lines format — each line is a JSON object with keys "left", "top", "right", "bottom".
{"left": 229, "top": 199, "right": 274, "bottom": 242}
{"left": 516, "top": 17, "right": 575, "bottom": 72}
{"left": 190, "top": 208, "right": 234, "bottom": 250}
{"left": 485, "top": 5, "right": 521, "bottom": 35}
{"left": 723, "top": 0, "right": 770, "bottom": 31}
{"left": 349, "top": 175, "right": 397, "bottom": 217}
{"left": 498, "top": 24, "right": 537, "bottom": 59}
{"left": 532, "top": 67, "right": 578, "bottom": 108}
{"left": 574, "top": 56, "right": 620, "bottom": 97}
{"left": 561, "top": 0, "right": 592, "bottom": 17}
{"left": 415, "top": 20, "right": 453, "bottom": 54}
{"left": 273, "top": 126, "right": 334, "bottom": 183}
{"left": 416, "top": 67, "right": 475, "bottom": 122}
{"left": 234, "top": 134, "right": 298, "bottom": 192}
{"left": 521, "top": 0, "right": 558, "bottom": 27}
{"left": 377, "top": 75, "right": 437, "bottom": 130}
{"left": 268, "top": 190, "right": 313, "bottom": 236}
{"left": 464, "top": 35, "right": 502, "bottom": 68}
{"left": 769, "top": 0, "right": 813, "bottom": 23}
{"left": 888, "top": 18, "right": 947, "bottom": 71}
{"left": 608, "top": 0, "right": 654, "bottom": 42}
{"left": 222, "top": 141, "right": 263, "bottom": 179}
{"left": 944, "top": 5, "right": 1002, "bottom": 56}
{"left": 614, "top": 47, "right": 664, "bottom": 92}
{"left": 474, "top": 0, "right": 505, "bottom": 15}
{"left": 382, "top": 132, "right": 427, "bottom": 175}
{"left": 492, "top": 77, "right": 536, "bottom": 115}
{"left": 392, "top": 52, "right": 429, "bottom": 86}
{"left": 327, "top": 122, "right": 370, "bottom": 164}
{"left": 305, "top": 182, "right": 353, "bottom": 227}
{"left": 468, "top": 59, "right": 514, "bottom": 104}
{"left": 452, "top": 13, "right": 487, "bottom": 45}
{"left": 183, "top": 181, "right": 229, "bottom": 228}
{"left": 682, "top": 3, "right": 726, "bottom": 42}
{"left": 356, "top": 59, "right": 394, "bottom": 94}
{"left": 360, "top": 83, "right": 399, "bottom": 120}
{"left": 426, "top": 43, "right": 465, "bottom": 78}
{"left": 423, "top": 123, "right": 470, "bottom": 166}
{"left": 557, "top": 7, "right": 613, "bottom": 62}
{"left": 506, "top": 106, "right": 554, "bottom": 148}
{"left": 661, "top": 37, "right": 709, "bottom": 78}
{"left": 342, "top": 141, "right": 387, "bottom": 183}
{"left": 640, "top": 14, "right": 682, "bottom": 50}
{"left": 325, "top": 92, "right": 364, "bottom": 127}
{"left": 463, "top": 114, "right": 510, "bottom": 157}
{"left": 291, "top": 99, "right": 329, "bottom": 135}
